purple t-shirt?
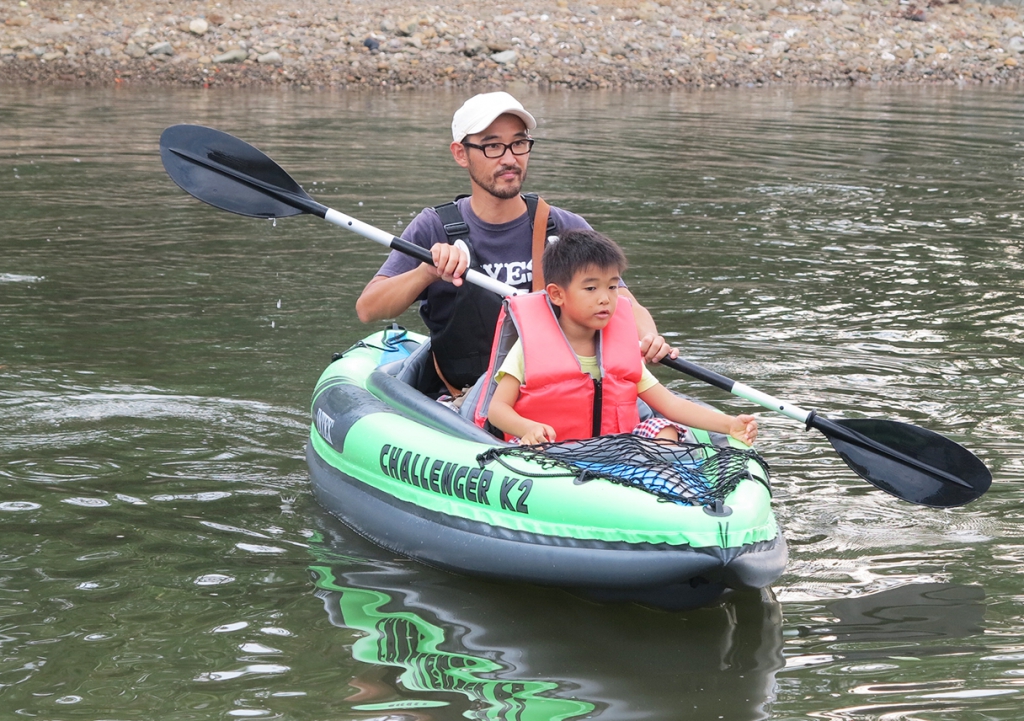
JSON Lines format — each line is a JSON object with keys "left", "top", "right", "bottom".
{"left": 376, "top": 197, "right": 592, "bottom": 327}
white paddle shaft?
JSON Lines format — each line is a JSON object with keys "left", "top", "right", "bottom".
{"left": 324, "top": 208, "right": 522, "bottom": 297}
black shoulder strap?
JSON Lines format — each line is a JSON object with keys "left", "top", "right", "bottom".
{"left": 432, "top": 195, "right": 471, "bottom": 244}
{"left": 435, "top": 194, "right": 558, "bottom": 245}
{"left": 522, "top": 192, "right": 558, "bottom": 236}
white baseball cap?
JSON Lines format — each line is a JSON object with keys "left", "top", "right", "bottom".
{"left": 451, "top": 92, "right": 537, "bottom": 142}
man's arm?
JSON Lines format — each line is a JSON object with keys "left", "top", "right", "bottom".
{"left": 355, "top": 269, "right": 434, "bottom": 323}
{"left": 619, "top": 288, "right": 678, "bottom": 364}
{"left": 355, "top": 242, "right": 470, "bottom": 323}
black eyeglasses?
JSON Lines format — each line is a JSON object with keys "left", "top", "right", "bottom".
{"left": 462, "top": 138, "right": 535, "bottom": 159}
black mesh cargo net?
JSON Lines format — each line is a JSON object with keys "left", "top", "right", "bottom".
{"left": 477, "top": 434, "right": 770, "bottom": 507}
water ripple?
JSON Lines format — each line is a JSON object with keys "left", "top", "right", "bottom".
{"left": 3, "top": 85, "right": 1024, "bottom": 721}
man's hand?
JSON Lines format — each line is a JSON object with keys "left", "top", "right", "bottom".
{"left": 428, "top": 241, "right": 470, "bottom": 286}
{"left": 639, "top": 333, "right": 679, "bottom": 364}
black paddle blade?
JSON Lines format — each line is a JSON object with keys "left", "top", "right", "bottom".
{"left": 160, "top": 124, "right": 309, "bottom": 219}
{"left": 820, "top": 418, "right": 991, "bottom": 507}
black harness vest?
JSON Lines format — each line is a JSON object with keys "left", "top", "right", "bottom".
{"left": 427, "top": 194, "right": 558, "bottom": 390}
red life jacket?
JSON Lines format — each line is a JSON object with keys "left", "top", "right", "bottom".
{"left": 474, "top": 292, "right": 642, "bottom": 441}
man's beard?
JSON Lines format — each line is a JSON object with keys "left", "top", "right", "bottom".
{"left": 468, "top": 163, "right": 527, "bottom": 200}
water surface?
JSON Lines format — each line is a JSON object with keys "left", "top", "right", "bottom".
{"left": 2, "top": 85, "right": 1023, "bottom": 720}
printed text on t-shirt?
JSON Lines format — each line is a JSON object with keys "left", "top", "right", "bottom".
{"left": 481, "top": 260, "right": 532, "bottom": 287}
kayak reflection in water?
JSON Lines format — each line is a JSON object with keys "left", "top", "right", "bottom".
{"left": 307, "top": 522, "right": 785, "bottom": 721}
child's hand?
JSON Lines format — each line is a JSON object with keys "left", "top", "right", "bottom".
{"left": 519, "top": 423, "right": 557, "bottom": 445}
{"left": 728, "top": 414, "right": 758, "bottom": 445}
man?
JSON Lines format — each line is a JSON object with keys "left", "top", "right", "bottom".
{"left": 355, "top": 91, "right": 674, "bottom": 394}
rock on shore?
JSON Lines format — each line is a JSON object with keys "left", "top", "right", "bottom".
{"left": 2, "top": 0, "right": 1023, "bottom": 89}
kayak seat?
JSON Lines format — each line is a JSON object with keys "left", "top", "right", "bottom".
{"left": 637, "top": 397, "right": 655, "bottom": 422}
{"left": 393, "top": 337, "right": 445, "bottom": 397}
{"left": 366, "top": 369, "right": 501, "bottom": 444}
{"left": 458, "top": 372, "right": 488, "bottom": 422}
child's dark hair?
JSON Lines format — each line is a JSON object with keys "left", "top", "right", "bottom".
{"left": 542, "top": 229, "right": 628, "bottom": 288}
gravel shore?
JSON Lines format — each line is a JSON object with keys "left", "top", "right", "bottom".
{"left": 3, "top": 0, "right": 1024, "bottom": 90}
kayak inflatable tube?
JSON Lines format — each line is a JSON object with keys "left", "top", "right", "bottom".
{"left": 307, "top": 328, "right": 787, "bottom": 607}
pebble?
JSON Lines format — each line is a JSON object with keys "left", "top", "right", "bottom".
{"left": 147, "top": 41, "right": 173, "bottom": 57}
{"left": 213, "top": 48, "right": 247, "bottom": 63}
{"left": 1, "top": 0, "right": 1022, "bottom": 90}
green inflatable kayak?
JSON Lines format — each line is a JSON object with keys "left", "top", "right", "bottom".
{"left": 307, "top": 327, "right": 787, "bottom": 608}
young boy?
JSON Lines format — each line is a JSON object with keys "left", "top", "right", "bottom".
{"left": 485, "top": 230, "right": 758, "bottom": 446}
